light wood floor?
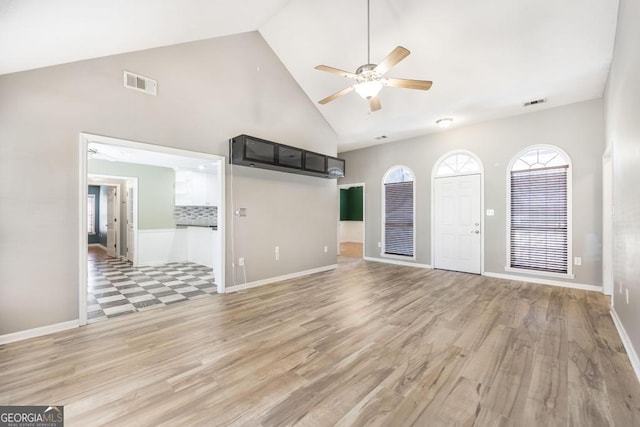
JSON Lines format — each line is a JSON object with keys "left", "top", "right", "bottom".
{"left": 340, "top": 242, "right": 363, "bottom": 258}
{"left": 1, "top": 258, "right": 639, "bottom": 426}
{"left": 87, "top": 245, "right": 109, "bottom": 261}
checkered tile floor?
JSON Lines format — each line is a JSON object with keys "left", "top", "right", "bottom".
{"left": 88, "top": 258, "right": 216, "bottom": 323}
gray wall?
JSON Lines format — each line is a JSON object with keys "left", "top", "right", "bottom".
{"left": 604, "top": 0, "right": 640, "bottom": 362}
{"left": 0, "top": 31, "right": 339, "bottom": 335}
{"left": 339, "top": 99, "right": 604, "bottom": 287}
{"left": 89, "top": 160, "right": 176, "bottom": 230}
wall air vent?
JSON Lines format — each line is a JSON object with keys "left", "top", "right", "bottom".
{"left": 123, "top": 71, "right": 157, "bottom": 95}
{"left": 523, "top": 98, "right": 546, "bottom": 107}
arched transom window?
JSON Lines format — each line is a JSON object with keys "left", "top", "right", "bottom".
{"left": 436, "top": 153, "right": 480, "bottom": 176}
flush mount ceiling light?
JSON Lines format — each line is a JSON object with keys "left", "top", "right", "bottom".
{"left": 314, "top": 0, "right": 432, "bottom": 112}
{"left": 436, "top": 118, "right": 453, "bottom": 128}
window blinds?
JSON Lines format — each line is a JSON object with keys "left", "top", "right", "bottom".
{"left": 510, "top": 165, "right": 568, "bottom": 273}
{"left": 384, "top": 181, "right": 414, "bottom": 257}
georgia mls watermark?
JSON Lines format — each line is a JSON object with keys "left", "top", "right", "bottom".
{"left": 0, "top": 406, "right": 64, "bottom": 427}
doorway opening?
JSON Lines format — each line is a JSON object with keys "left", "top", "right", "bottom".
{"left": 88, "top": 175, "right": 137, "bottom": 262}
{"left": 432, "top": 151, "right": 484, "bottom": 274}
{"left": 79, "top": 133, "right": 225, "bottom": 326}
{"left": 338, "top": 183, "right": 365, "bottom": 258}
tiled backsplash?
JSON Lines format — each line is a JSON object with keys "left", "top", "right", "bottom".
{"left": 175, "top": 205, "right": 217, "bottom": 227}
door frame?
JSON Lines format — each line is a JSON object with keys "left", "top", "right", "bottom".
{"left": 103, "top": 182, "right": 120, "bottom": 258}
{"left": 337, "top": 183, "right": 365, "bottom": 258}
{"left": 431, "top": 150, "right": 485, "bottom": 273}
{"left": 88, "top": 174, "right": 138, "bottom": 265}
{"left": 78, "top": 133, "right": 226, "bottom": 326}
{"left": 602, "top": 147, "right": 613, "bottom": 295}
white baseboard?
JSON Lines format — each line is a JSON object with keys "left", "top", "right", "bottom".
{"left": 88, "top": 243, "right": 107, "bottom": 250}
{"left": 363, "top": 256, "right": 433, "bottom": 269}
{"left": 0, "top": 320, "right": 79, "bottom": 345}
{"left": 610, "top": 308, "right": 640, "bottom": 383}
{"left": 483, "top": 272, "right": 602, "bottom": 293}
{"left": 225, "top": 264, "right": 338, "bottom": 293}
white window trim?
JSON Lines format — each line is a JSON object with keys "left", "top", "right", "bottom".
{"left": 434, "top": 150, "right": 482, "bottom": 177}
{"left": 381, "top": 165, "right": 416, "bottom": 260}
{"left": 505, "top": 144, "right": 573, "bottom": 278}
{"left": 505, "top": 267, "right": 575, "bottom": 280}
{"left": 431, "top": 150, "right": 485, "bottom": 273}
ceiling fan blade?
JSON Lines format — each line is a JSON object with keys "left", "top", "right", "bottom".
{"left": 319, "top": 86, "right": 354, "bottom": 104}
{"left": 374, "top": 46, "right": 410, "bottom": 75}
{"left": 315, "top": 65, "right": 357, "bottom": 79}
{"left": 385, "top": 78, "right": 433, "bottom": 91}
{"left": 369, "top": 96, "right": 382, "bottom": 112}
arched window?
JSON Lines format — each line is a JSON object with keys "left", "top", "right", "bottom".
{"left": 508, "top": 146, "right": 571, "bottom": 276}
{"left": 435, "top": 152, "right": 481, "bottom": 176}
{"left": 382, "top": 166, "right": 415, "bottom": 257}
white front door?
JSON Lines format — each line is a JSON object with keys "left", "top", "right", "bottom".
{"left": 106, "top": 186, "right": 118, "bottom": 258}
{"left": 434, "top": 174, "right": 481, "bottom": 274}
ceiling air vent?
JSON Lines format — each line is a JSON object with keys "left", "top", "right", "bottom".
{"left": 123, "top": 71, "right": 157, "bottom": 96}
{"left": 523, "top": 98, "right": 546, "bottom": 107}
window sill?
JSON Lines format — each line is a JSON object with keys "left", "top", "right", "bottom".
{"left": 381, "top": 253, "right": 416, "bottom": 261}
{"left": 504, "top": 267, "right": 574, "bottom": 280}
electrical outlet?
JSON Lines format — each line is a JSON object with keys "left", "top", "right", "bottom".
{"left": 324, "top": 246, "right": 328, "bottom": 253}
{"left": 486, "top": 209, "right": 495, "bottom": 216}
{"left": 238, "top": 257, "right": 244, "bottom": 266}
{"left": 574, "top": 257, "right": 582, "bottom": 266}
{"left": 626, "top": 288, "right": 630, "bottom": 304}
{"left": 275, "top": 253, "right": 279, "bottom": 261}
{"left": 378, "top": 242, "right": 382, "bottom": 248}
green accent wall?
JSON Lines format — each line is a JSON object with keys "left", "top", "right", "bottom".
{"left": 340, "top": 187, "right": 363, "bottom": 221}
{"left": 88, "top": 159, "right": 176, "bottom": 229}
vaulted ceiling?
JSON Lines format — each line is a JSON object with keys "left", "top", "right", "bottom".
{"left": 0, "top": 0, "right": 619, "bottom": 151}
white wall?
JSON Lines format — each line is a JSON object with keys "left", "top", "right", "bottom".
{"left": 137, "top": 229, "right": 188, "bottom": 266}
{"left": 0, "top": 32, "right": 340, "bottom": 336}
{"left": 339, "top": 99, "right": 604, "bottom": 287}
{"left": 339, "top": 221, "right": 363, "bottom": 243}
{"left": 604, "top": 0, "right": 640, "bottom": 376}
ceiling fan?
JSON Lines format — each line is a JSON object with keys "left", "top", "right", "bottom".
{"left": 315, "top": 0, "right": 432, "bottom": 112}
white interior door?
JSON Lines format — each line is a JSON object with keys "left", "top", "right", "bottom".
{"left": 106, "top": 186, "right": 118, "bottom": 257}
{"left": 434, "top": 174, "right": 481, "bottom": 274}
{"left": 126, "top": 183, "right": 135, "bottom": 263}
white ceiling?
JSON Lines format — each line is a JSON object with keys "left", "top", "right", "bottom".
{"left": 0, "top": 0, "right": 619, "bottom": 152}
{"left": 89, "top": 142, "right": 218, "bottom": 173}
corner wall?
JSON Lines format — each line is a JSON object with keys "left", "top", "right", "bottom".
{"left": 604, "top": 0, "right": 640, "bottom": 376}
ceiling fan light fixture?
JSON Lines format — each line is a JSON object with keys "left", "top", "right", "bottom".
{"left": 354, "top": 80, "right": 384, "bottom": 99}
{"left": 436, "top": 118, "right": 453, "bottom": 128}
